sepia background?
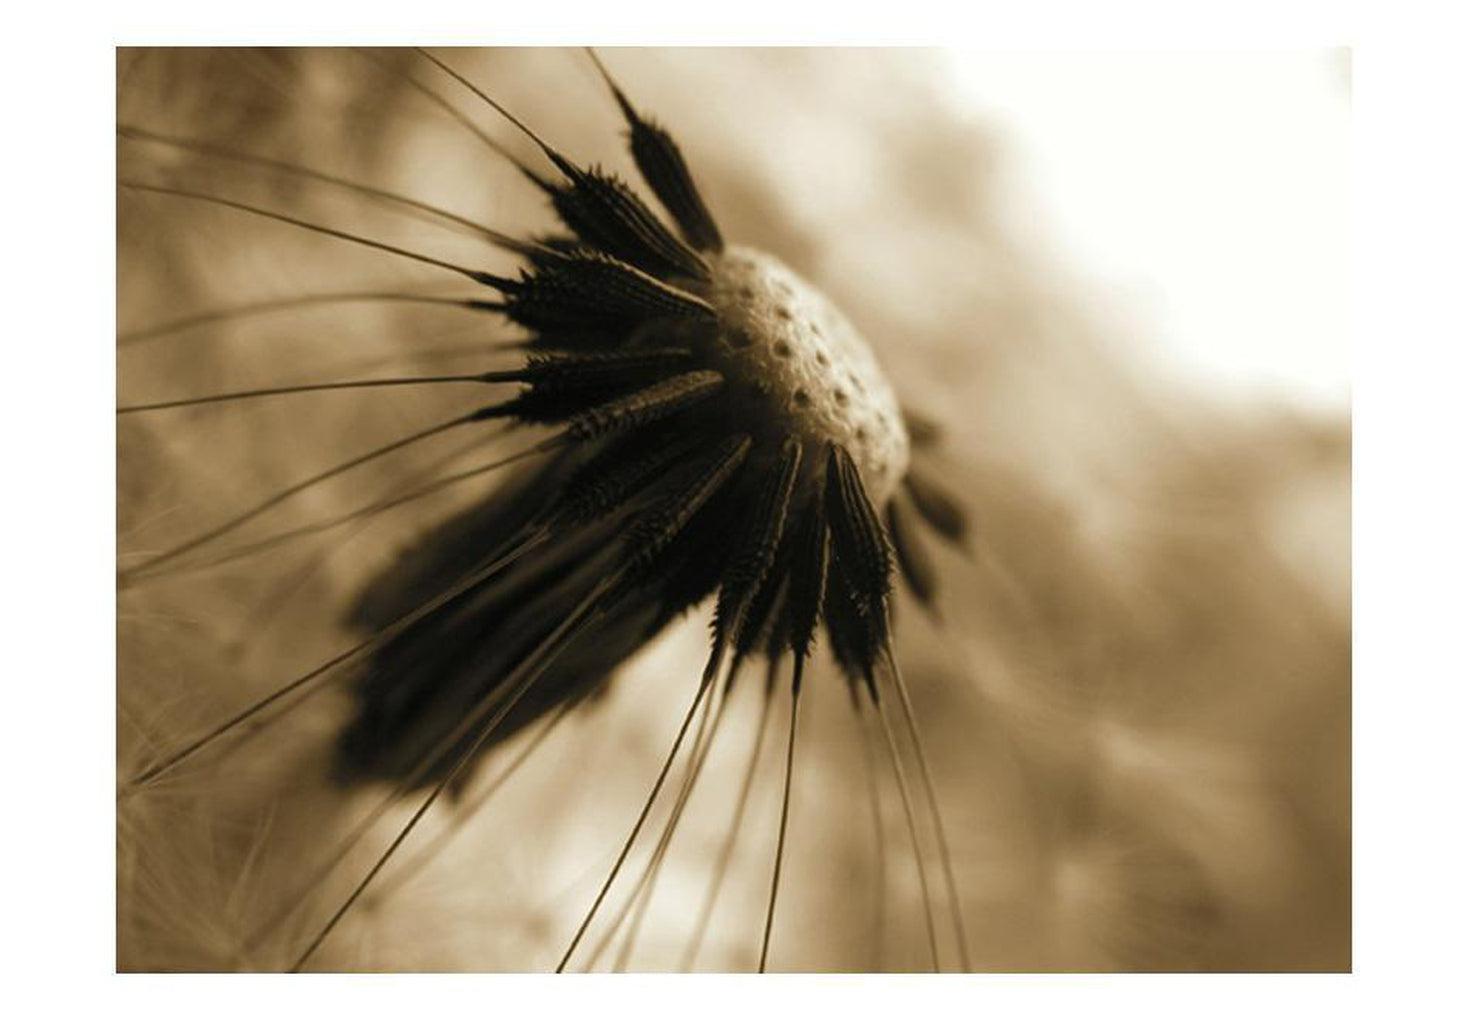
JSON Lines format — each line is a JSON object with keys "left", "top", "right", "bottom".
{"left": 117, "top": 48, "right": 1349, "bottom": 972}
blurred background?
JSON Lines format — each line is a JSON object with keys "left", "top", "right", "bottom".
{"left": 117, "top": 48, "right": 1349, "bottom": 972}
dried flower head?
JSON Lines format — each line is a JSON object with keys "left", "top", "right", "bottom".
{"left": 118, "top": 47, "right": 976, "bottom": 973}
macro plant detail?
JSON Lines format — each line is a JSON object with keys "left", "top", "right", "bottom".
{"left": 117, "top": 48, "right": 975, "bottom": 973}
{"left": 117, "top": 45, "right": 1350, "bottom": 978}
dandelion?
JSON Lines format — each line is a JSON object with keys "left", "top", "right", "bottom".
{"left": 117, "top": 47, "right": 975, "bottom": 972}
{"left": 118, "top": 45, "right": 1351, "bottom": 978}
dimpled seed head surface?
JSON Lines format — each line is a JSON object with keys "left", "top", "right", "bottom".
{"left": 706, "top": 246, "right": 910, "bottom": 504}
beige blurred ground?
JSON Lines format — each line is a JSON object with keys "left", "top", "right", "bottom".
{"left": 117, "top": 48, "right": 1349, "bottom": 972}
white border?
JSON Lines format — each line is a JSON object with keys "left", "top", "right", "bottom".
{"left": 8, "top": 0, "right": 1467, "bottom": 1014}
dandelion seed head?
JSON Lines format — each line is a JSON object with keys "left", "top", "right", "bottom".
{"left": 707, "top": 247, "right": 909, "bottom": 502}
